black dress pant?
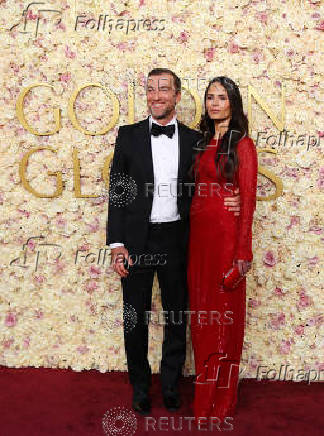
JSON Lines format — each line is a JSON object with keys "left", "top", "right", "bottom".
{"left": 121, "top": 219, "right": 188, "bottom": 394}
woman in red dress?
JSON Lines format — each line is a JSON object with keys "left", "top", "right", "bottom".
{"left": 187, "top": 77, "right": 258, "bottom": 426}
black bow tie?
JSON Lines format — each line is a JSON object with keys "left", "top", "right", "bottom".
{"left": 151, "top": 123, "right": 175, "bottom": 139}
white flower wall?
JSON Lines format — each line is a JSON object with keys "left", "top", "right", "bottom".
{"left": 0, "top": 0, "right": 322, "bottom": 378}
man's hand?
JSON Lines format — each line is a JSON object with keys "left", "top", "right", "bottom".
{"left": 111, "top": 246, "right": 133, "bottom": 278}
{"left": 224, "top": 188, "right": 240, "bottom": 216}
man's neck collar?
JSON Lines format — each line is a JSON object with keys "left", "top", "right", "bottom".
{"left": 149, "top": 114, "right": 177, "bottom": 126}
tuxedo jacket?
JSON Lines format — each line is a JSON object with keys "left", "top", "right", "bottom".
{"left": 106, "top": 116, "right": 203, "bottom": 253}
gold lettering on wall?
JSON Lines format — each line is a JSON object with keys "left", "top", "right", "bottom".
{"left": 128, "top": 81, "right": 135, "bottom": 124}
{"left": 67, "top": 83, "right": 120, "bottom": 135}
{"left": 248, "top": 83, "right": 285, "bottom": 135}
{"left": 102, "top": 152, "right": 114, "bottom": 190}
{"left": 256, "top": 148, "right": 283, "bottom": 201}
{"left": 16, "top": 82, "right": 285, "bottom": 201}
{"left": 16, "top": 84, "right": 61, "bottom": 136}
{"left": 73, "top": 148, "right": 98, "bottom": 198}
{"left": 181, "top": 85, "right": 202, "bottom": 129}
{"left": 19, "top": 147, "right": 63, "bottom": 197}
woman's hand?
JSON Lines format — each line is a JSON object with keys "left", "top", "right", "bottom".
{"left": 234, "top": 259, "right": 252, "bottom": 276}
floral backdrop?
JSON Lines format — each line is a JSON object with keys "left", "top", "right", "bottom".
{"left": 0, "top": 0, "right": 322, "bottom": 380}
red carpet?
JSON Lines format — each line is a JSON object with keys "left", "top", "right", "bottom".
{"left": 0, "top": 367, "right": 323, "bottom": 436}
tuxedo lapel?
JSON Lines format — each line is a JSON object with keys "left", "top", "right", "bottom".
{"left": 177, "top": 120, "right": 192, "bottom": 183}
{"left": 137, "top": 117, "right": 154, "bottom": 183}
{"left": 136, "top": 117, "right": 191, "bottom": 186}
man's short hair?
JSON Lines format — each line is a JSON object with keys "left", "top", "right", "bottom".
{"left": 147, "top": 68, "right": 181, "bottom": 93}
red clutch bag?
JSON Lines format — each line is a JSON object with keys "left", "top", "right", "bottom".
{"left": 222, "top": 265, "right": 245, "bottom": 290}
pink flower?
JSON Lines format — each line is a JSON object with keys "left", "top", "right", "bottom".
{"left": 295, "top": 325, "right": 305, "bottom": 335}
{"left": 64, "top": 45, "right": 76, "bottom": 59}
{"left": 279, "top": 340, "right": 292, "bottom": 354}
{"left": 308, "top": 256, "right": 319, "bottom": 267}
{"left": 270, "top": 312, "right": 286, "bottom": 330}
{"left": 139, "top": 0, "right": 145, "bottom": 6}
{"left": 89, "top": 265, "right": 101, "bottom": 278}
{"left": 23, "top": 337, "right": 30, "bottom": 348}
{"left": 309, "top": 225, "right": 322, "bottom": 235}
{"left": 252, "top": 49, "right": 263, "bottom": 64}
{"left": 18, "top": 209, "right": 30, "bottom": 218}
{"left": 53, "top": 258, "right": 65, "bottom": 274}
{"left": 77, "top": 345, "right": 89, "bottom": 354}
{"left": 204, "top": 47, "right": 216, "bottom": 62}
{"left": 5, "top": 312, "right": 17, "bottom": 327}
{"left": 286, "top": 48, "right": 294, "bottom": 57}
{"left": 297, "top": 289, "right": 312, "bottom": 310}
{"left": 307, "top": 315, "right": 323, "bottom": 326}
{"left": 256, "top": 11, "right": 268, "bottom": 25}
{"left": 286, "top": 216, "right": 300, "bottom": 230}
{"left": 171, "top": 15, "right": 186, "bottom": 24}
{"left": 116, "top": 42, "right": 127, "bottom": 51}
{"left": 249, "top": 356, "right": 259, "bottom": 369}
{"left": 248, "top": 298, "right": 260, "bottom": 308}
{"left": 34, "top": 310, "right": 44, "bottom": 319}
{"left": 179, "top": 31, "right": 189, "bottom": 43}
{"left": 315, "top": 20, "right": 324, "bottom": 31}
{"left": 56, "top": 217, "right": 66, "bottom": 227}
{"left": 274, "top": 287, "right": 284, "bottom": 296}
{"left": 10, "top": 62, "right": 20, "bottom": 73}
{"left": 34, "top": 275, "right": 45, "bottom": 284}
{"left": 263, "top": 250, "right": 276, "bottom": 267}
{"left": 87, "top": 217, "right": 100, "bottom": 233}
{"left": 56, "top": 21, "right": 66, "bottom": 31}
{"left": 3, "top": 338, "right": 14, "bottom": 348}
{"left": 228, "top": 40, "right": 239, "bottom": 53}
{"left": 85, "top": 280, "right": 98, "bottom": 294}
{"left": 27, "top": 9, "right": 38, "bottom": 20}
{"left": 60, "top": 72, "right": 71, "bottom": 83}
{"left": 317, "top": 179, "right": 324, "bottom": 189}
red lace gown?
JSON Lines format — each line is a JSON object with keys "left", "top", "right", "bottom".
{"left": 187, "top": 135, "right": 258, "bottom": 423}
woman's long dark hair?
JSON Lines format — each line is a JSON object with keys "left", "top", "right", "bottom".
{"left": 191, "top": 76, "right": 249, "bottom": 182}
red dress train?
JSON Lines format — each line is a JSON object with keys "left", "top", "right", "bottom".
{"left": 187, "top": 136, "right": 258, "bottom": 423}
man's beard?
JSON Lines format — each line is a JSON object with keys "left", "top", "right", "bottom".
{"left": 150, "top": 105, "right": 174, "bottom": 120}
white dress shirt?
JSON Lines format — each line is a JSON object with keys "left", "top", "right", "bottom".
{"left": 110, "top": 114, "right": 180, "bottom": 249}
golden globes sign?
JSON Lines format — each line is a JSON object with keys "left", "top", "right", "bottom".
{"left": 16, "top": 82, "right": 283, "bottom": 201}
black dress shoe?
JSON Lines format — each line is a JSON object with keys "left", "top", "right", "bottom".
{"left": 162, "top": 388, "right": 181, "bottom": 411}
{"left": 132, "top": 396, "right": 151, "bottom": 415}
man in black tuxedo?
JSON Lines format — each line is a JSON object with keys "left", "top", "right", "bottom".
{"left": 106, "top": 68, "right": 240, "bottom": 414}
